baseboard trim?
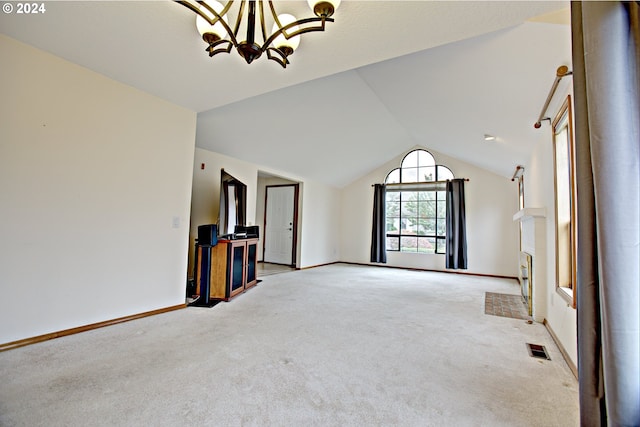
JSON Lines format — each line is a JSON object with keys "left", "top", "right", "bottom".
{"left": 0, "top": 303, "right": 186, "bottom": 352}
{"left": 286, "top": 261, "right": 518, "bottom": 282}
{"left": 297, "top": 261, "right": 340, "bottom": 270}
{"left": 339, "top": 261, "right": 518, "bottom": 281}
{"left": 543, "top": 319, "right": 578, "bottom": 379}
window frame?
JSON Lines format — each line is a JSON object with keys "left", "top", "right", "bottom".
{"left": 552, "top": 95, "right": 577, "bottom": 308}
{"left": 384, "top": 150, "right": 453, "bottom": 255}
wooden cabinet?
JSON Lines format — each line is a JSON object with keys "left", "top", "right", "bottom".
{"left": 196, "top": 238, "right": 258, "bottom": 302}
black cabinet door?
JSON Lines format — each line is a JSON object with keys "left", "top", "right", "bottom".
{"left": 246, "top": 241, "right": 257, "bottom": 284}
{"left": 229, "top": 242, "right": 245, "bottom": 297}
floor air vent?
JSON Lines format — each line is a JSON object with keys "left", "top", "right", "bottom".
{"left": 526, "top": 343, "right": 551, "bottom": 360}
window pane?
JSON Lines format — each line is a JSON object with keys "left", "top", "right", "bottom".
{"left": 403, "top": 167, "right": 418, "bottom": 183}
{"left": 553, "top": 103, "right": 575, "bottom": 292}
{"left": 436, "top": 238, "right": 446, "bottom": 254}
{"left": 436, "top": 200, "right": 446, "bottom": 218}
{"left": 386, "top": 201, "right": 400, "bottom": 217}
{"left": 437, "top": 166, "right": 454, "bottom": 181}
{"left": 401, "top": 191, "right": 418, "bottom": 201}
{"left": 417, "top": 150, "right": 435, "bottom": 167}
{"left": 409, "top": 218, "right": 422, "bottom": 234}
{"left": 400, "top": 201, "right": 413, "bottom": 218}
{"left": 420, "top": 200, "right": 436, "bottom": 218}
{"left": 419, "top": 166, "right": 436, "bottom": 182}
{"left": 418, "top": 202, "right": 427, "bottom": 218}
{"left": 386, "top": 236, "right": 399, "bottom": 251}
{"left": 400, "top": 236, "right": 418, "bottom": 252}
{"left": 416, "top": 219, "right": 430, "bottom": 234}
{"left": 436, "top": 219, "right": 446, "bottom": 236}
{"left": 386, "top": 191, "right": 400, "bottom": 202}
{"left": 422, "top": 218, "right": 434, "bottom": 234}
{"left": 416, "top": 191, "right": 429, "bottom": 201}
{"left": 402, "top": 151, "right": 419, "bottom": 169}
{"left": 386, "top": 217, "right": 400, "bottom": 233}
{"left": 403, "top": 219, "right": 418, "bottom": 234}
{"left": 418, "top": 237, "right": 436, "bottom": 254}
{"left": 385, "top": 168, "right": 400, "bottom": 184}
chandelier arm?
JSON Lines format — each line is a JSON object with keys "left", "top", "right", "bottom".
{"left": 263, "top": 17, "right": 332, "bottom": 48}
{"left": 232, "top": 0, "right": 246, "bottom": 39}
{"left": 267, "top": 1, "right": 281, "bottom": 28}
{"left": 266, "top": 47, "right": 289, "bottom": 68}
{"left": 207, "top": 39, "right": 234, "bottom": 56}
{"left": 176, "top": 0, "right": 228, "bottom": 25}
{"left": 208, "top": 2, "right": 240, "bottom": 46}
{"left": 197, "top": 0, "right": 233, "bottom": 20}
{"left": 176, "top": 1, "right": 209, "bottom": 21}
{"left": 175, "top": 1, "right": 240, "bottom": 47}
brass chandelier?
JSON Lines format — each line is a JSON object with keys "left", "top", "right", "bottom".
{"left": 176, "top": 0, "right": 341, "bottom": 68}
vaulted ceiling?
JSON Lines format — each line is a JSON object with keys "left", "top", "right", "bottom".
{"left": 0, "top": 1, "right": 572, "bottom": 187}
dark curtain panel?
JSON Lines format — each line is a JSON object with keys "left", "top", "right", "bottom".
{"left": 370, "top": 184, "right": 387, "bottom": 263}
{"left": 445, "top": 179, "right": 467, "bottom": 269}
{"left": 572, "top": 2, "right": 640, "bottom": 425}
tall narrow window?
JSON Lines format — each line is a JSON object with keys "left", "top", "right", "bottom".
{"left": 384, "top": 149, "right": 453, "bottom": 254}
{"left": 552, "top": 95, "right": 577, "bottom": 307}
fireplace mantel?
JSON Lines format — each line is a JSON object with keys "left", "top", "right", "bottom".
{"left": 513, "top": 207, "right": 547, "bottom": 322}
{"left": 513, "top": 207, "right": 546, "bottom": 222}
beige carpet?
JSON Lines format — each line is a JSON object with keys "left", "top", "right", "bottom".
{"left": 0, "top": 264, "right": 578, "bottom": 426}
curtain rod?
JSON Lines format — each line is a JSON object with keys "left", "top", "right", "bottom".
{"left": 511, "top": 165, "right": 525, "bottom": 181}
{"left": 371, "top": 178, "right": 469, "bottom": 187}
{"left": 534, "top": 65, "right": 573, "bottom": 128}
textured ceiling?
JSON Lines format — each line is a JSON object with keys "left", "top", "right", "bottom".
{"left": 197, "top": 20, "right": 571, "bottom": 186}
{"left": 0, "top": 1, "right": 572, "bottom": 187}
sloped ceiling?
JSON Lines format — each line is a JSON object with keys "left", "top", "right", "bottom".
{"left": 0, "top": 1, "right": 572, "bottom": 187}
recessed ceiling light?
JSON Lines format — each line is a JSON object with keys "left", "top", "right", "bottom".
{"left": 484, "top": 134, "right": 496, "bottom": 141}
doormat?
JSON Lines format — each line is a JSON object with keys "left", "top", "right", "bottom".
{"left": 484, "top": 292, "right": 531, "bottom": 320}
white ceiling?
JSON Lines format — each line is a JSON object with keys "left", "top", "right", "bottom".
{"left": 0, "top": 1, "right": 572, "bottom": 187}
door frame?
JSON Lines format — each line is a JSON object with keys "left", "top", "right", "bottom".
{"left": 263, "top": 184, "right": 299, "bottom": 267}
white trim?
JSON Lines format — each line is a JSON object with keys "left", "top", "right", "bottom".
{"left": 513, "top": 207, "right": 547, "bottom": 222}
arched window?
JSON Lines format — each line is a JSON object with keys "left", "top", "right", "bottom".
{"left": 385, "top": 149, "right": 454, "bottom": 254}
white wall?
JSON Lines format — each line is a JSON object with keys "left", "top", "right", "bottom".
{"left": 0, "top": 35, "right": 196, "bottom": 344}
{"left": 341, "top": 146, "right": 520, "bottom": 277}
{"left": 524, "top": 81, "right": 577, "bottom": 367}
{"left": 189, "top": 148, "right": 259, "bottom": 276}
{"left": 298, "top": 180, "right": 342, "bottom": 268}
{"left": 190, "top": 148, "right": 341, "bottom": 272}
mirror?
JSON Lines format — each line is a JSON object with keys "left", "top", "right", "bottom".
{"left": 219, "top": 169, "right": 247, "bottom": 236}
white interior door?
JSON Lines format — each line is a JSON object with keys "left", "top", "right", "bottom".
{"left": 264, "top": 186, "right": 295, "bottom": 265}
